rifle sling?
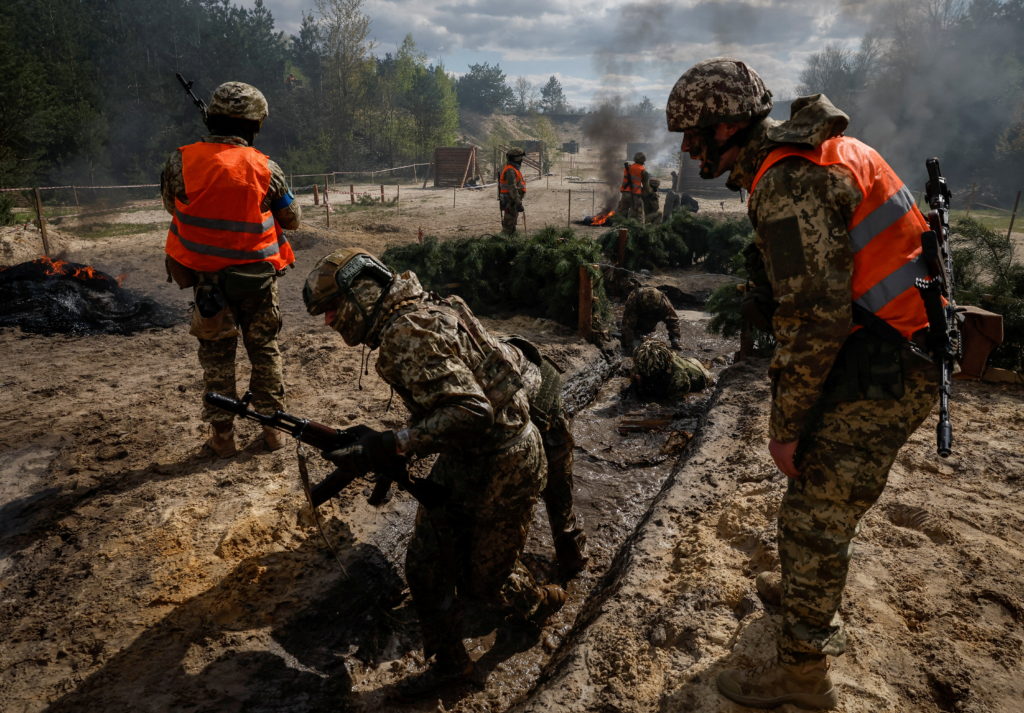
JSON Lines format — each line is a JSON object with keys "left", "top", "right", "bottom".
{"left": 297, "top": 444, "right": 348, "bottom": 575}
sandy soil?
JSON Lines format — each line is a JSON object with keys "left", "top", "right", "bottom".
{"left": 1, "top": 156, "right": 1022, "bottom": 713}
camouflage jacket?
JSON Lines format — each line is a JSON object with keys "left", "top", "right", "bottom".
{"left": 160, "top": 135, "right": 301, "bottom": 230}
{"left": 729, "top": 94, "right": 864, "bottom": 442}
{"left": 371, "top": 273, "right": 533, "bottom": 456}
{"left": 621, "top": 286, "right": 681, "bottom": 351}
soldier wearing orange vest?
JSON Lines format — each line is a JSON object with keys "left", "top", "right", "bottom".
{"left": 161, "top": 81, "right": 301, "bottom": 457}
{"left": 617, "top": 152, "right": 650, "bottom": 222}
{"left": 667, "top": 59, "right": 937, "bottom": 710}
{"left": 498, "top": 147, "right": 527, "bottom": 234}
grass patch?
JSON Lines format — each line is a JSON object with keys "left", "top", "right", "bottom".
{"left": 952, "top": 209, "right": 1016, "bottom": 234}
{"left": 75, "top": 223, "right": 162, "bottom": 240}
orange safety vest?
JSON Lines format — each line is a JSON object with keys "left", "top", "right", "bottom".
{"left": 165, "top": 142, "right": 295, "bottom": 272}
{"left": 499, "top": 164, "right": 526, "bottom": 194}
{"left": 620, "top": 162, "right": 646, "bottom": 194}
{"left": 749, "top": 136, "right": 930, "bottom": 340}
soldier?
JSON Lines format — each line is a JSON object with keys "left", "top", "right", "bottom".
{"left": 617, "top": 151, "right": 650, "bottom": 222}
{"left": 631, "top": 338, "right": 712, "bottom": 400}
{"left": 667, "top": 58, "right": 937, "bottom": 710}
{"left": 498, "top": 147, "right": 527, "bottom": 234}
{"left": 162, "top": 81, "right": 301, "bottom": 457}
{"left": 643, "top": 178, "right": 663, "bottom": 224}
{"left": 302, "top": 249, "right": 576, "bottom": 695}
{"left": 620, "top": 282, "right": 682, "bottom": 353}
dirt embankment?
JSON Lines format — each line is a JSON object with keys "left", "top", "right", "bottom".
{"left": 1, "top": 181, "right": 1023, "bottom": 713}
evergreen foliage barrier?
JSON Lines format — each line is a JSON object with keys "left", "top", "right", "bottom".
{"left": 382, "top": 228, "right": 608, "bottom": 327}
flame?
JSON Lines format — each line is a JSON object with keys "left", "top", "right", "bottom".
{"left": 589, "top": 210, "right": 615, "bottom": 226}
{"left": 34, "top": 256, "right": 105, "bottom": 281}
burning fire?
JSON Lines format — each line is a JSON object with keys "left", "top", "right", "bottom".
{"left": 585, "top": 210, "right": 615, "bottom": 226}
{"left": 33, "top": 256, "right": 125, "bottom": 285}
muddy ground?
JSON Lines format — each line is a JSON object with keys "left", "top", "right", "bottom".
{"left": 1, "top": 152, "right": 1023, "bottom": 713}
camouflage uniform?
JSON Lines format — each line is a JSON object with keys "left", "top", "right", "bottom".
{"left": 498, "top": 158, "right": 526, "bottom": 235}
{"left": 366, "top": 273, "right": 552, "bottom": 660}
{"left": 727, "top": 94, "right": 938, "bottom": 663}
{"left": 632, "top": 338, "right": 712, "bottom": 399}
{"left": 161, "top": 135, "right": 300, "bottom": 424}
{"left": 621, "top": 286, "right": 682, "bottom": 353}
{"left": 642, "top": 179, "right": 662, "bottom": 224}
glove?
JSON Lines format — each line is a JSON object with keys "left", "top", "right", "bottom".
{"left": 321, "top": 427, "right": 402, "bottom": 474}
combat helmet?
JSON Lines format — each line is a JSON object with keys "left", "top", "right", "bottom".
{"left": 633, "top": 152, "right": 646, "bottom": 164}
{"left": 507, "top": 147, "right": 526, "bottom": 161}
{"left": 208, "top": 81, "right": 269, "bottom": 123}
{"left": 303, "top": 248, "right": 394, "bottom": 346}
{"left": 665, "top": 58, "right": 772, "bottom": 132}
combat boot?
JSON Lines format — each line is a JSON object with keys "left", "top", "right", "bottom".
{"left": 530, "top": 584, "right": 567, "bottom": 626}
{"left": 393, "top": 641, "right": 479, "bottom": 701}
{"left": 755, "top": 570, "right": 782, "bottom": 607}
{"left": 717, "top": 657, "right": 838, "bottom": 710}
{"left": 554, "top": 529, "right": 589, "bottom": 580}
{"left": 205, "top": 422, "right": 237, "bottom": 458}
{"left": 262, "top": 426, "right": 286, "bottom": 452}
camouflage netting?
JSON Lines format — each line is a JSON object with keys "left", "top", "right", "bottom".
{"left": 382, "top": 228, "right": 610, "bottom": 328}
{"left": 600, "top": 209, "right": 754, "bottom": 274}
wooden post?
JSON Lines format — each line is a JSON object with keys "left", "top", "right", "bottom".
{"left": 380, "top": 184, "right": 385, "bottom": 203}
{"left": 592, "top": 189, "right": 595, "bottom": 213}
{"left": 1006, "top": 190, "right": 1021, "bottom": 242}
{"left": 567, "top": 189, "right": 572, "bottom": 227}
{"left": 396, "top": 184, "right": 400, "bottom": 214}
{"left": 578, "top": 264, "right": 593, "bottom": 340}
{"left": 423, "top": 163, "right": 432, "bottom": 189}
{"left": 412, "top": 164, "right": 417, "bottom": 183}
{"left": 616, "top": 228, "right": 629, "bottom": 266}
{"left": 32, "top": 188, "right": 51, "bottom": 257}
{"left": 313, "top": 183, "right": 320, "bottom": 205}
{"left": 324, "top": 189, "right": 330, "bottom": 228}
{"left": 453, "top": 188, "right": 456, "bottom": 207}
{"left": 350, "top": 185, "right": 355, "bottom": 204}
{"left": 417, "top": 227, "right": 423, "bottom": 244}
{"left": 72, "top": 185, "right": 80, "bottom": 209}
{"left": 460, "top": 147, "right": 474, "bottom": 188}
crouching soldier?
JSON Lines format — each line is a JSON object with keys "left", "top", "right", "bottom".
{"left": 621, "top": 282, "right": 682, "bottom": 353}
{"left": 302, "top": 249, "right": 582, "bottom": 695}
{"left": 631, "top": 338, "right": 713, "bottom": 399}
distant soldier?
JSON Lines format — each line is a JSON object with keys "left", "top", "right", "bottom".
{"left": 632, "top": 338, "right": 713, "bottom": 399}
{"left": 617, "top": 151, "right": 650, "bottom": 222}
{"left": 621, "top": 283, "right": 681, "bottom": 353}
{"left": 302, "top": 249, "right": 580, "bottom": 695}
{"left": 643, "top": 177, "right": 663, "bottom": 224}
{"left": 161, "top": 81, "right": 300, "bottom": 457}
{"left": 498, "top": 148, "right": 527, "bottom": 234}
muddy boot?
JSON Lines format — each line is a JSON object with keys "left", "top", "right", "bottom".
{"left": 755, "top": 570, "right": 782, "bottom": 607}
{"left": 262, "top": 426, "right": 286, "bottom": 452}
{"left": 554, "top": 528, "right": 589, "bottom": 580}
{"left": 717, "top": 657, "right": 838, "bottom": 710}
{"left": 393, "top": 641, "right": 479, "bottom": 701}
{"left": 529, "top": 584, "right": 567, "bottom": 626}
{"left": 205, "top": 422, "right": 237, "bottom": 458}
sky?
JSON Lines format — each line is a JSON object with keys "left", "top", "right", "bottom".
{"left": 239, "top": 0, "right": 883, "bottom": 109}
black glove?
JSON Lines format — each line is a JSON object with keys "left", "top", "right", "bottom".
{"left": 322, "top": 427, "right": 402, "bottom": 474}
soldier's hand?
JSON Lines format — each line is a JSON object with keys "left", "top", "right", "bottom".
{"left": 322, "top": 427, "right": 402, "bottom": 473}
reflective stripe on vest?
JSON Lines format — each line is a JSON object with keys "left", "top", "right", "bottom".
{"left": 499, "top": 164, "right": 525, "bottom": 194}
{"left": 620, "top": 163, "right": 645, "bottom": 194}
{"left": 165, "top": 142, "right": 295, "bottom": 272}
{"left": 749, "top": 136, "right": 930, "bottom": 339}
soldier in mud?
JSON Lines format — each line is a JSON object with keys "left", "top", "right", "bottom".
{"left": 498, "top": 147, "right": 527, "bottom": 234}
{"left": 301, "top": 249, "right": 586, "bottom": 696}
{"left": 620, "top": 281, "right": 682, "bottom": 354}
{"left": 643, "top": 177, "right": 663, "bottom": 224}
{"left": 162, "top": 81, "right": 301, "bottom": 457}
{"left": 666, "top": 58, "right": 937, "bottom": 710}
{"left": 631, "top": 337, "right": 712, "bottom": 400}
{"left": 617, "top": 151, "right": 650, "bottom": 222}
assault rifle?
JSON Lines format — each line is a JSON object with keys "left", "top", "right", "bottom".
{"left": 204, "top": 391, "right": 445, "bottom": 508}
{"left": 914, "top": 158, "right": 959, "bottom": 457}
{"left": 175, "top": 72, "right": 208, "bottom": 123}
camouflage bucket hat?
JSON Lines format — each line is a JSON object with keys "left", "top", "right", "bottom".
{"left": 665, "top": 57, "right": 772, "bottom": 132}
{"left": 208, "top": 81, "right": 269, "bottom": 122}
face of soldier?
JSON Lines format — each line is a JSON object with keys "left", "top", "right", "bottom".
{"left": 680, "top": 123, "right": 743, "bottom": 179}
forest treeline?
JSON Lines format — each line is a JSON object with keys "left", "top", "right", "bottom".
{"left": 1, "top": 0, "right": 1022, "bottom": 207}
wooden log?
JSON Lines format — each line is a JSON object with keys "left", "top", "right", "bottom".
{"left": 616, "top": 228, "right": 629, "bottom": 266}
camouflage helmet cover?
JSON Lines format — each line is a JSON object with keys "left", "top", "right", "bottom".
{"left": 507, "top": 147, "right": 526, "bottom": 160}
{"left": 303, "top": 248, "right": 393, "bottom": 346}
{"left": 208, "top": 81, "right": 269, "bottom": 122}
{"left": 665, "top": 57, "right": 772, "bottom": 132}
{"left": 633, "top": 152, "right": 646, "bottom": 163}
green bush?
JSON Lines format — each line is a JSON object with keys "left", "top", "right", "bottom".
{"left": 952, "top": 217, "right": 1024, "bottom": 371}
{"left": 0, "top": 193, "right": 15, "bottom": 226}
{"left": 382, "top": 228, "right": 608, "bottom": 328}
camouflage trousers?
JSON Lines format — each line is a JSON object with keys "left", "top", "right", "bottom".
{"left": 405, "top": 423, "right": 547, "bottom": 659}
{"left": 776, "top": 354, "right": 937, "bottom": 662}
{"left": 192, "top": 280, "right": 285, "bottom": 425}
{"left": 539, "top": 411, "right": 584, "bottom": 548}
{"left": 616, "top": 192, "right": 645, "bottom": 223}
{"left": 500, "top": 201, "right": 520, "bottom": 234}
